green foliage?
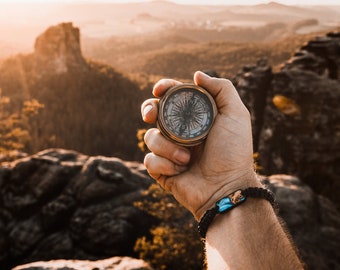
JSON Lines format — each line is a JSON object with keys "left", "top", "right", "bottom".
{"left": 134, "top": 184, "right": 204, "bottom": 270}
{"left": 0, "top": 89, "right": 44, "bottom": 156}
{"left": 253, "top": 152, "right": 263, "bottom": 173}
{"left": 22, "top": 99, "right": 45, "bottom": 116}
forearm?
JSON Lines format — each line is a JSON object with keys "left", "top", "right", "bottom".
{"left": 205, "top": 199, "right": 304, "bottom": 270}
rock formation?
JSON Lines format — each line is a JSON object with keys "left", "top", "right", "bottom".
{"left": 13, "top": 257, "right": 153, "bottom": 270}
{"left": 234, "top": 58, "right": 272, "bottom": 152}
{"left": 0, "top": 149, "right": 339, "bottom": 269}
{"left": 234, "top": 31, "right": 340, "bottom": 209}
{"left": 0, "top": 149, "right": 154, "bottom": 269}
{"left": 34, "top": 22, "right": 87, "bottom": 74}
{"left": 0, "top": 22, "right": 145, "bottom": 160}
{"left": 263, "top": 175, "right": 340, "bottom": 270}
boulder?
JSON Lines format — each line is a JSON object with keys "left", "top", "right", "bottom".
{"left": 0, "top": 149, "right": 154, "bottom": 269}
{"left": 12, "top": 257, "right": 153, "bottom": 270}
{"left": 263, "top": 175, "right": 340, "bottom": 270}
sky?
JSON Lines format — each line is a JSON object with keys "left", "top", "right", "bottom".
{"left": 0, "top": 0, "right": 339, "bottom": 5}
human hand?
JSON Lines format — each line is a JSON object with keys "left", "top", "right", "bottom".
{"left": 141, "top": 71, "right": 261, "bottom": 220}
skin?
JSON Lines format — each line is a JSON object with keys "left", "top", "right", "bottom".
{"left": 141, "top": 71, "right": 304, "bottom": 269}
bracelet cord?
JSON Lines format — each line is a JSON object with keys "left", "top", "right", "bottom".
{"left": 198, "top": 187, "right": 275, "bottom": 239}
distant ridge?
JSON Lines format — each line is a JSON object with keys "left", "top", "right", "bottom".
{"left": 1, "top": 0, "right": 339, "bottom": 56}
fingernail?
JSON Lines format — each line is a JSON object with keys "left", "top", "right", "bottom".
{"left": 174, "top": 148, "right": 190, "bottom": 165}
{"left": 143, "top": 105, "right": 153, "bottom": 117}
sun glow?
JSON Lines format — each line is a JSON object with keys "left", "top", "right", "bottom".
{"left": 0, "top": 0, "right": 339, "bottom": 59}
{"left": 0, "top": 0, "right": 339, "bottom": 5}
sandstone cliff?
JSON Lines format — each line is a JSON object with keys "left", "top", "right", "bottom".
{"left": 34, "top": 22, "right": 87, "bottom": 75}
{"left": 234, "top": 31, "right": 340, "bottom": 210}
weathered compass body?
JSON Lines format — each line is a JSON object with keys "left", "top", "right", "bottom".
{"left": 157, "top": 84, "right": 217, "bottom": 146}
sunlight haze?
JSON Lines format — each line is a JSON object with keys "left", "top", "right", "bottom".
{"left": 0, "top": 0, "right": 339, "bottom": 58}
{"left": 0, "top": 0, "right": 340, "bottom": 5}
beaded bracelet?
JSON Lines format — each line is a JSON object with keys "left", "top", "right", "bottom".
{"left": 198, "top": 187, "right": 276, "bottom": 239}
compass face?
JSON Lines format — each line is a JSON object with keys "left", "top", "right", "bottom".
{"left": 157, "top": 84, "right": 217, "bottom": 146}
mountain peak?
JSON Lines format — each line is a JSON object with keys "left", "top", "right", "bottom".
{"left": 267, "top": 1, "right": 284, "bottom": 6}
{"left": 34, "top": 22, "right": 86, "bottom": 74}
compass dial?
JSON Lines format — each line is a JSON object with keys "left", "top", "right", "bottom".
{"left": 157, "top": 84, "right": 217, "bottom": 146}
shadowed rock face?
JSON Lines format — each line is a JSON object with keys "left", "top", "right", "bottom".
{"left": 0, "top": 150, "right": 339, "bottom": 270}
{"left": 263, "top": 175, "right": 340, "bottom": 270}
{"left": 294, "top": 32, "right": 340, "bottom": 80}
{"left": 0, "top": 149, "right": 154, "bottom": 269}
{"left": 234, "top": 58, "right": 273, "bottom": 152}
{"left": 233, "top": 31, "right": 340, "bottom": 209}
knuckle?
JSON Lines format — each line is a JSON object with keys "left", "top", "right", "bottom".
{"left": 224, "top": 78, "right": 234, "bottom": 86}
{"left": 220, "top": 78, "right": 234, "bottom": 89}
{"left": 163, "top": 177, "right": 173, "bottom": 192}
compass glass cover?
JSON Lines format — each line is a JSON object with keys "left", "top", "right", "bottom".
{"left": 162, "top": 87, "right": 215, "bottom": 140}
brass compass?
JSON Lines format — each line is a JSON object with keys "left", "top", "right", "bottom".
{"left": 157, "top": 84, "right": 217, "bottom": 146}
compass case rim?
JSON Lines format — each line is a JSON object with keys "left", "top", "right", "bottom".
{"left": 157, "top": 83, "right": 217, "bottom": 147}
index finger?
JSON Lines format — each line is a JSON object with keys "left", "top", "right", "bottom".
{"left": 141, "top": 99, "right": 159, "bottom": 124}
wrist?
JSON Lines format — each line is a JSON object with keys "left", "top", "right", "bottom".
{"left": 207, "top": 197, "right": 274, "bottom": 235}
{"left": 205, "top": 196, "right": 304, "bottom": 269}
{"left": 198, "top": 187, "right": 276, "bottom": 238}
{"left": 194, "top": 170, "right": 262, "bottom": 221}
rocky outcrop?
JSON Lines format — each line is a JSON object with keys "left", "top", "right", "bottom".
{"left": 233, "top": 31, "right": 340, "bottom": 209}
{"left": 263, "top": 175, "right": 340, "bottom": 270}
{"left": 284, "top": 32, "right": 340, "bottom": 79}
{"left": 0, "top": 149, "right": 154, "bottom": 269}
{"left": 234, "top": 58, "right": 272, "bottom": 152}
{"left": 34, "top": 22, "right": 87, "bottom": 74}
{"left": 0, "top": 149, "right": 339, "bottom": 270}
